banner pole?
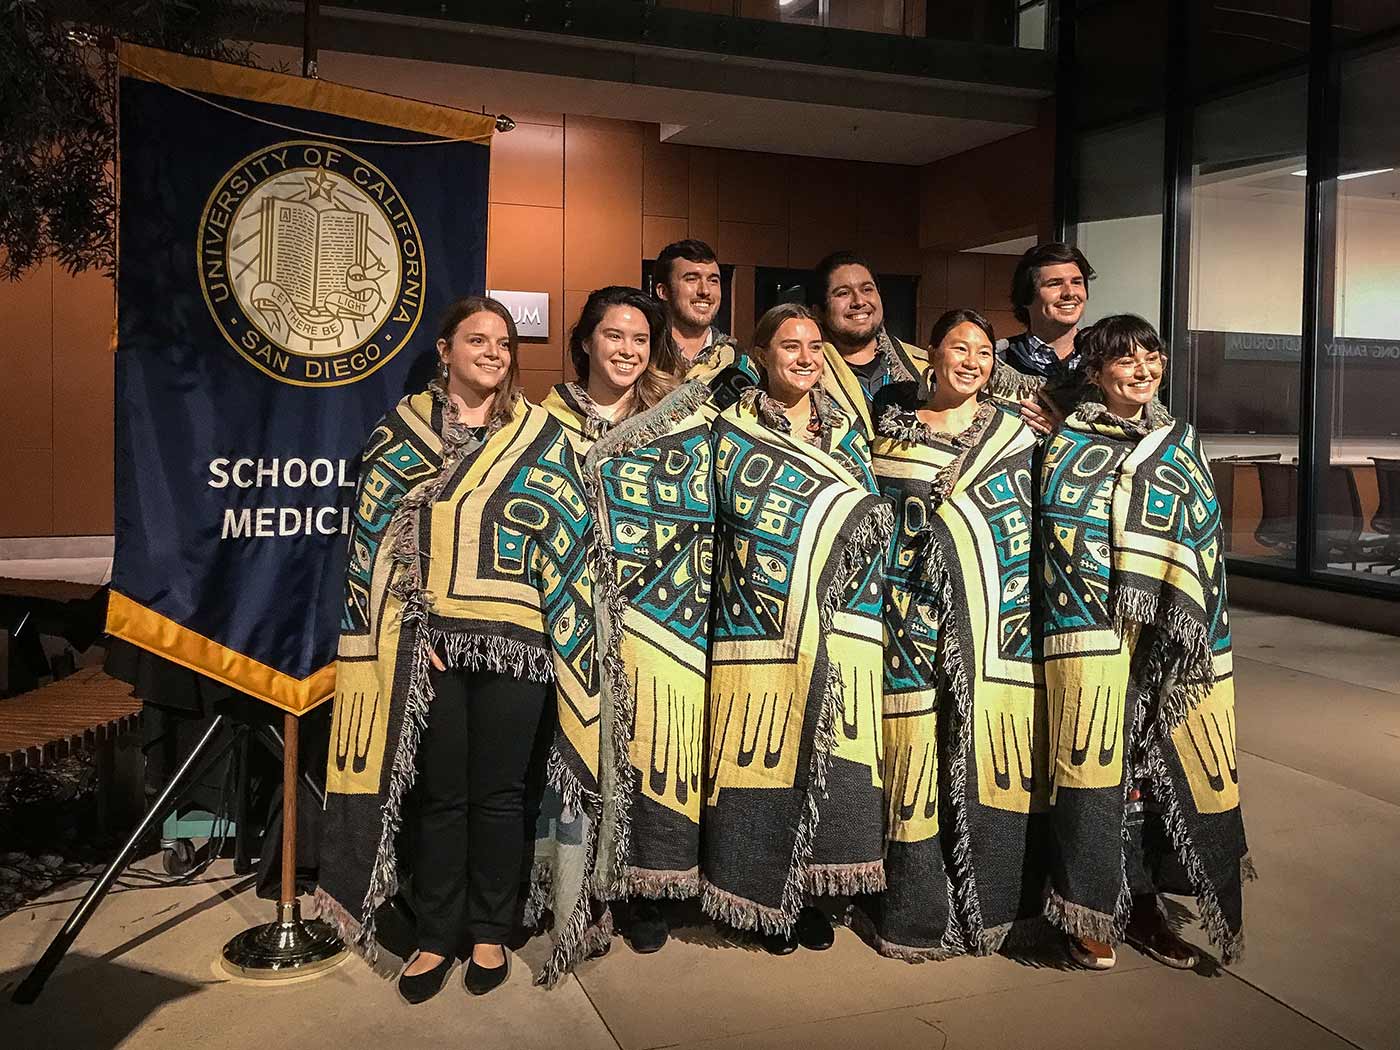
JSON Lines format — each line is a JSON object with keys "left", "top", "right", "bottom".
{"left": 280, "top": 712, "right": 299, "bottom": 908}
{"left": 302, "top": 0, "right": 320, "bottom": 79}
{"left": 222, "top": 701, "right": 344, "bottom": 979}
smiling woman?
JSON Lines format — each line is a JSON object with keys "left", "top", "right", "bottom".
{"left": 1037, "top": 313, "right": 1250, "bottom": 975}
{"left": 701, "top": 301, "right": 893, "bottom": 956}
{"left": 435, "top": 295, "right": 522, "bottom": 428}
{"left": 542, "top": 285, "right": 717, "bottom": 955}
{"left": 860, "top": 309, "right": 1046, "bottom": 960}
{"left": 559, "top": 286, "right": 683, "bottom": 427}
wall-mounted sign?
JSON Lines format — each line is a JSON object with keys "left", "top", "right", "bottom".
{"left": 487, "top": 289, "right": 549, "bottom": 338}
{"left": 1210, "top": 330, "right": 1400, "bottom": 364}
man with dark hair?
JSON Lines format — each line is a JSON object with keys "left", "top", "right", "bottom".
{"left": 811, "top": 250, "right": 927, "bottom": 435}
{"left": 655, "top": 238, "right": 755, "bottom": 410}
{"left": 994, "top": 242, "right": 1096, "bottom": 434}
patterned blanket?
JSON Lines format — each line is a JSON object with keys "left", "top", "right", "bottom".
{"left": 684, "top": 332, "right": 759, "bottom": 413}
{"left": 821, "top": 328, "right": 929, "bottom": 436}
{"left": 547, "top": 381, "right": 717, "bottom": 900}
{"left": 317, "top": 386, "right": 603, "bottom": 986}
{"left": 701, "top": 387, "right": 893, "bottom": 933}
{"left": 865, "top": 393, "right": 1047, "bottom": 959}
{"left": 1039, "top": 401, "right": 1250, "bottom": 961}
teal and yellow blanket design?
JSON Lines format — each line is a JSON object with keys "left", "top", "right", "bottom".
{"left": 685, "top": 332, "right": 759, "bottom": 413}
{"left": 702, "top": 388, "right": 892, "bottom": 933}
{"left": 822, "top": 328, "right": 929, "bottom": 437}
{"left": 548, "top": 381, "right": 717, "bottom": 899}
{"left": 865, "top": 395, "right": 1046, "bottom": 959}
{"left": 1039, "top": 402, "right": 1250, "bottom": 962}
{"left": 317, "top": 388, "right": 603, "bottom": 986}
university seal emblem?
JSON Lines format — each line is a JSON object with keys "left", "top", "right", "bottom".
{"left": 198, "top": 140, "right": 424, "bottom": 387}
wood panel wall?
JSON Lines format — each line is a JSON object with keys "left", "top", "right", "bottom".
{"left": 0, "top": 111, "right": 1049, "bottom": 537}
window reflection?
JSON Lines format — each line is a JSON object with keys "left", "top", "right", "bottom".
{"left": 1315, "top": 43, "right": 1400, "bottom": 583}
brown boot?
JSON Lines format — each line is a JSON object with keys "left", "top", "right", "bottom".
{"left": 1067, "top": 934, "right": 1116, "bottom": 971}
{"left": 1125, "top": 896, "right": 1199, "bottom": 970}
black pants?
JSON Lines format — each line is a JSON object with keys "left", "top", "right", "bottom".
{"left": 413, "top": 666, "right": 549, "bottom": 955}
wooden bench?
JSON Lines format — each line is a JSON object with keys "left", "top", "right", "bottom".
{"left": 0, "top": 668, "right": 141, "bottom": 773}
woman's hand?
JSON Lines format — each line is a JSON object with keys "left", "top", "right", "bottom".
{"left": 1020, "top": 392, "right": 1065, "bottom": 435}
{"left": 428, "top": 649, "right": 447, "bottom": 672}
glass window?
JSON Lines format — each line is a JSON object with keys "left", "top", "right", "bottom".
{"left": 1181, "top": 74, "right": 1309, "bottom": 568}
{"left": 1188, "top": 0, "right": 1310, "bottom": 100}
{"left": 1314, "top": 42, "right": 1400, "bottom": 586}
{"left": 1016, "top": 1, "right": 1048, "bottom": 50}
{"left": 1074, "top": 117, "right": 1165, "bottom": 328}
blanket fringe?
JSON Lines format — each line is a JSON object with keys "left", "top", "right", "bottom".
{"left": 804, "top": 860, "right": 887, "bottom": 898}
{"left": 627, "top": 866, "right": 701, "bottom": 900}
{"left": 312, "top": 887, "right": 401, "bottom": 979}
{"left": 431, "top": 629, "right": 556, "bottom": 684}
{"left": 581, "top": 530, "right": 637, "bottom": 902}
{"left": 523, "top": 860, "right": 554, "bottom": 931}
{"left": 988, "top": 366, "right": 1046, "bottom": 403}
{"left": 584, "top": 380, "right": 711, "bottom": 468}
{"left": 545, "top": 746, "right": 588, "bottom": 824}
{"left": 536, "top": 761, "right": 605, "bottom": 988}
{"left": 1043, "top": 891, "right": 1119, "bottom": 945}
{"left": 700, "top": 878, "right": 792, "bottom": 936}
{"left": 348, "top": 620, "right": 435, "bottom": 970}
{"left": 1112, "top": 585, "right": 1213, "bottom": 732}
{"left": 849, "top": 907, "right": 963, "bottom": 963}
{"left": 922, "top": 536, "right": 986, "bottom": 947}
{"left": 1142, "top": 735, "right": 1248, "bottom": 964}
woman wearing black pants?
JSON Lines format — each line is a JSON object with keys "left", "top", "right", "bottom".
{"left": 410, "top": 668, "right": 549, "bottom": 987}
{"left": 321, "top": 293, "right": 602, "bottom": 1004}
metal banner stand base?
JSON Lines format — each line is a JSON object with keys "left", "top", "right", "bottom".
{"left": 222, "top": 900, "right": 344, "bottom": 979}
{"left": 219, "top": 711, "right": 345, "bottom": 980}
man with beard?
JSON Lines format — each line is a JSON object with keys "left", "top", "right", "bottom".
{"left": 655, "top": 239, "right": 755, "bottom": 410}
{"left": 994, "top": 242, "right": 1097, "bottom": 434}
{"left": 811, "top": 251, "right": 928, "bottom": 436}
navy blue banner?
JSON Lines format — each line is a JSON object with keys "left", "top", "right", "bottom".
{"left": 109, "top": 48, "right": 493, "bottom": 710}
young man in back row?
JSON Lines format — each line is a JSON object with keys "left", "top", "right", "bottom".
{"left": 994, "top": 242, "right": 1097, "bottom": 434}
{"left": 654, "top": 238, "right": 755, "bottom": 411}
{"left": 810, "top": 250, "right": 928, "bottom": 436}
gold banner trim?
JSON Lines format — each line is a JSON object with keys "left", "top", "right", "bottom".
{"left": 117, "top": 42, "right": 495, "bottom": 144}
{"left": 106, "top": 590, "right": 335, "bottom": 714}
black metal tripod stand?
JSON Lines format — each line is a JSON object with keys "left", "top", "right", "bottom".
{"left": 11, "top": 713, "right": 321, "bottom": 1004}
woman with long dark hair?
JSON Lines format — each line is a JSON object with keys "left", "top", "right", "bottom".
{"left": 318, "top": 296, "right": 604, "bottom": 1000}
{"left": 545, "top": 286, "right": 717, "bottom": 955}
{"left": 702, "top": 302, "right": 892, "bottom": 955}
{"left": 860, "top": 309, "right": 1046, "bottom": 960}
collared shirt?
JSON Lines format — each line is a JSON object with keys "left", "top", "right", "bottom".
{"left": 849, "top": 353, "right": 891, "bottom": 401}
{"left": 998, "top": 331, "right": 1079, "bottom": 380}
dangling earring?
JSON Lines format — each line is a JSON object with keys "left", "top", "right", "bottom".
{"left": 439, "top": 358, "right": 450, "bottom": 383}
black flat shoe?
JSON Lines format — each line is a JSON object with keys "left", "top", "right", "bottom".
{"left": 761, "top": 928, "right": 799, "bottom": 956}
{"left": 464, "top": 952, "right": 510, "bottom": 996}
{"left": 627, "top": 901, "right": 669, "bottom": 954}
{"left": 397, "top": 955, "right": 453, "bottom": 1004}
{"left": 795, "top": 906, "right": 834, "bottom": 951}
